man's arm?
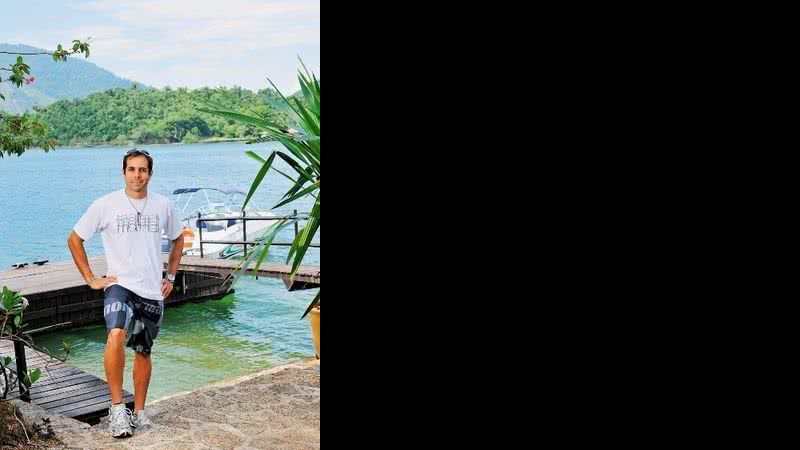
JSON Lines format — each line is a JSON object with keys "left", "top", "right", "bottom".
{"left": 67, "top": 231, "right": 117, "bottom": 289}
{"left": 167, "top": 235, "right": 184, "bottom": 275}
{"left": 162, "top": 234, "right": 184, "bottom": 298}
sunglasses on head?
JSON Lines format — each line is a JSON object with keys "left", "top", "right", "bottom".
{"left": 126, "top": 149, "right": 151, "bottom": 157}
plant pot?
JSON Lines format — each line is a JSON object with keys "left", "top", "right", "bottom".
{"left": 309, "top": 306, "right": 320, "bottom": 359}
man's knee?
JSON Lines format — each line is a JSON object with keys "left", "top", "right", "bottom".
{"left": 107, "top": 328, "right": 126, "bottom": 344}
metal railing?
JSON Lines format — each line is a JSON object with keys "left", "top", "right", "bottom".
{"left": 2, "top": 321, "right": 72, "bottom": 401}
{"left": 196, "top": 209, "right": 320, "bottom": 258}
{"left": 2, "top": 323, "right": 30, "bottom": 401}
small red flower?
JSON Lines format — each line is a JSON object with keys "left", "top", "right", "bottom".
{"left": 24, "top": 76, "right": 35, "bottom": 85}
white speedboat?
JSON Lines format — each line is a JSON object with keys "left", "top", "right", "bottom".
{"left": 161, "top": 188, "right": 279, "bottom": 258}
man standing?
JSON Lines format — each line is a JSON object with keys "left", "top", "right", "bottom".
{"left": 68, "top": 148, "right": 184, "bottom": 438}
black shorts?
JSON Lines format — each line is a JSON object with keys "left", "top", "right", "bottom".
{"left": 104, "top": 285, "right": 164, "bottom": 355}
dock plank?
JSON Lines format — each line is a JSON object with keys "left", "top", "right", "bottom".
{"left": 30, "top": 381, "right": 108, "bottom": 403}
{"left": 1, "top": 341, "right": 133, "bottom": 423}
{"left": 64, "top": 394, "right": 135, "bottom": 421}
{"left": 49, "top": 393, "right": 134, "bottom": 415}
{"left": 177, "top": 255, "right": 320, "bottom": 286}
{"left": 35, "top": 383, "right": 109, "bottom": 406}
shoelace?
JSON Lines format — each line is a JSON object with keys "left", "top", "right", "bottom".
{"left": 112, "top": 407, "right": 132, "bottom": 424}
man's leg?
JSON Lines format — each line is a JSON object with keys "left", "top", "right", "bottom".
{"left": 133, "top": 352, "right": 152, "bottom": 413}
{"left": 103, "top": 285, "right": 134, "bottom": 406}
{"left": 104, "top": 329, "right": 126, "bottom": 405}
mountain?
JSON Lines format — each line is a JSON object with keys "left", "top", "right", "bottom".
{"left": 0, "top": 43, "right": 143, "bottom": 114}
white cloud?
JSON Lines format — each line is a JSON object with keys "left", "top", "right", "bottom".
{"left": 69, "top": 0, "right": 319, "bottom": 47}
{"left": 3, "top": 1, "right": 319, "bottom": 92}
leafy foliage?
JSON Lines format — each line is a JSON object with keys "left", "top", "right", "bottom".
{"left": 204, "top": 62, "right": 320, "bottom": 318}
{"left": 1, "top": 40, "right": 91, "bottom": 156}
{"left": 34, "top": 86, "right": 292, "bottom": 146}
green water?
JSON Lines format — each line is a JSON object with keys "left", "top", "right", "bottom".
{"left": 33, "top": 277, "right": 316, "bottom": 401}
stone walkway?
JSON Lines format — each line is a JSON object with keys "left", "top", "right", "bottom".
{"left": 27, "top": 359, "right": 320, "bottom": 450}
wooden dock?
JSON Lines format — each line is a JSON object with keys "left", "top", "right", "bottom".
{"left": 0, "top": 339, "right": 133, "bottom": 423}
{"left": 0, "top": 255, "right": 320, "bottom": 332}
{"left": 0, "top": 255, "right": 319, "bottom": 422}
{"left": 177, "top": 255, "right": 321, "bottom": 291}
{"left": 1, "top": 255, "right": 319, "bottom": 295}
{"left": 0, "top": 256, "right": 232, "bottom": 334}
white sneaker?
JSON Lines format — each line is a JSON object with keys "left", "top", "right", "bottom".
{"left": 108, "top": 404, "right": 133, "bottom": 438}
{"left": 131, "top": 409, "right": 154, "bottom": 430}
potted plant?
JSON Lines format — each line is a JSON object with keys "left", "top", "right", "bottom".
{"left": 309, "top": 304, "right": 320, "bottom": 359}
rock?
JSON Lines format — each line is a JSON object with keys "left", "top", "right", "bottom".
{"left": 8, "top": 399, "right": 55, "bottom": 438}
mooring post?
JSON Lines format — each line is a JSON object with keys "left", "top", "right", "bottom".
{"left": 198, "top": 212, "right": 204, "bottom": 258}
{"left": 12, "top": 323, "right": 30, "bottom": 402}
{"left": 242, "top": 210, "right": 248, "bottom": 258}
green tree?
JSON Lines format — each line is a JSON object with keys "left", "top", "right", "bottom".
{"left": 35, "top": 86, "right": 290, "bottom": 146}
{"left": 182, "top": 129, "right": 201, "bottom": 144}
{"left": 0, "top": 40, "right": 91, "bottom": 157}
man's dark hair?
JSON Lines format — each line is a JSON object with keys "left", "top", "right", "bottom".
{"left": 123, "top": 148, "right": 153, "bottom": 174}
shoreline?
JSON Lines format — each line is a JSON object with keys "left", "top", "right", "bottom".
{"left": 151, "top": 357, "right": 316, "bottom": 404}
{"left": 53, "top": 138, "right": 252, "bottom": 150}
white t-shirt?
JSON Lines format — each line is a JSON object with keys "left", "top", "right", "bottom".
{"left": 74, "top": 189, "right": 183, "bottom": 301}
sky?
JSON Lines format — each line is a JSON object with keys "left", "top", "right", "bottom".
{"left": 1, "top": 0, "right": 320, "bottom": 94}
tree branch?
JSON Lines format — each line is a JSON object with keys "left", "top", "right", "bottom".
{"left": 0, "top": 334, "right": 68, "bottom": 365}
{"left": 0, "top": 50, "right": 50, "bottom": 55}
{"left": 0, "top": 49, "right": 81, "bottom": 56}
{"left": 14, "top": 405, "right": 31, "bottom": 444}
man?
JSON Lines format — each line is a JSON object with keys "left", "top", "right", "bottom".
{"left": 67, "top": 148, "right": 184, "bottom": 438}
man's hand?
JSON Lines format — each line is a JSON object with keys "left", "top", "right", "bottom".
{"left": 88, "top": 276, "right": 117, "bottom": 290}
{"left": 161, "top": 279, "right": 174, "bottom": 299}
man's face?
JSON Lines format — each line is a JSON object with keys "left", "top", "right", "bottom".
{"left": 124, "top": 155, "right": 152, "bottom": 193}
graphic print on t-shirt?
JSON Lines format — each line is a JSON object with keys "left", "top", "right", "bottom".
{"left": 117, "top": 214, "right": 160, "bottom": 233}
